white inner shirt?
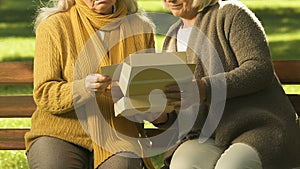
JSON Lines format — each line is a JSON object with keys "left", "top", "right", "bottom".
{"left": 176, "top": 26, "right": 192, "bottom": 52}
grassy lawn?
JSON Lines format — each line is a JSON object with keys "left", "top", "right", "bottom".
{"left": 1, "top": 0, "right": 300, "bottom": 60}
{"left": 0, "top": 0, "right": 299, "bottom": 168}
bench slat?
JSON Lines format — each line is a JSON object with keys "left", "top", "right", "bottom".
{"left": 289, "top": 94, "right": 300, "bottom": 114}
{"left": 0, "top": 62, "right": 33, "bottom": 85}
{"left": 0, "top": 129, "right": 29, "bottom": 150}
{"left": 0, "top": 95, "right": 298, "bottom": 118}
{"left": 0, "top": 61, "right": 298, "bottom": 84}
{"left": 0, "top": 96, "right": 35, "bottom": 118}
{"left": 0, "top": 61, "right": 299, "bottom": 150}
{"left": 273, "top": 60, "right": 300, "bottom": 84}
{"left": 0, "top": 94, "right": 298, "bottom": 150}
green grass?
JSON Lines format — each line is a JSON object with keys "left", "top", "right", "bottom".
{"left": 0, "top": 38, "right": 35, "bottom": 61}
{"left": 283, "top": 85, "right": 300, "bottom": 94}
{"left": 0, "top": 85, "right": 33, "bottom": 96}
{"left": 0, "top": 0, "right": 36, "bottom": 61}
{"left": 0, "top": 0, "right": 300, "bottom": 168}
{"left": 0, "top": 118, "right": 31, "bottom": 128}
{"left": 0, "top": 150, "right": 29, "bottom": 169}
{"left": 241, "top": 0, "right": 300, "bottom": 60}
{"left": 139, "top": 0, "right": 167, "bottom": 12}
{"left": 1, "top": 0, "right": 300, "bottom": 60}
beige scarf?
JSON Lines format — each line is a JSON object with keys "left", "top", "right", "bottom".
{"left": 71, "top": 0, "right": 146, "bottom": 67}
{"left": 71, "top": 0, "right": 155, "bottom": 167}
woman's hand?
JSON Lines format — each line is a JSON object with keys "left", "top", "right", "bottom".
{"left": 164, "top": 79, "right": 204, "bottom": 110}
{"left": 85, "top": 73, "right": 111, "bottom": 95}
{"left": 164, "top": 83, "right": 181, "bottom": 110}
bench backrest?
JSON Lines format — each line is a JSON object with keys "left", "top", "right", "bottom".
{"left": 0, "top": 61, "right": 299, "bottom": 150}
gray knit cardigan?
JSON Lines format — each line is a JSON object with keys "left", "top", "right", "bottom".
{"left": 161, "top": 1, "right": 300, "bottom": 168}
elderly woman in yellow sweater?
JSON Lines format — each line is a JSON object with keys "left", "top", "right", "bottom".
{"left": 153, "top": 0, "right": 300, "bottom": 169}
{"left": 25, "top": 0, "right": 155, "bottom": 168}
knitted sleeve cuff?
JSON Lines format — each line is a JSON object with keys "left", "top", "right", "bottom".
{"left": 73, "top": 78, "right": 93, "bottom": 107}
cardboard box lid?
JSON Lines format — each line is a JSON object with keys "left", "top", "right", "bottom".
{"left": 119, "top": 62, "right": 195, "bottom": 96}
{"left": 100, "top": 52, "right": 196, "bottom": 116}
{"left": 126, "top": 52, "right": 189, "bottom": 66}
{"left": 114, "top": 93, "right": 172, "bottom": 117}
{"left": 101, "top": 52, "right": 191, "bottom": 76}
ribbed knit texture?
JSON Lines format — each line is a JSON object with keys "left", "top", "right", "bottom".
{"left": 163, "top": 0, "right": 300, "bottom": 168}
{"left": 25, "top": 0, "right": 155, "bottom": 168}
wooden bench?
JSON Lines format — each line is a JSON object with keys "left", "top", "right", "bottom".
{"left": 0, "top": 61, "right": 299, "bottom": 150}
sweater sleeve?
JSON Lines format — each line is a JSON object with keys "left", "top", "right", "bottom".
{"left": 33, "top": 19, "right": 92, "bottom": 115}
{"left": 203, "top": 6, "right": 274, "bottom": 100}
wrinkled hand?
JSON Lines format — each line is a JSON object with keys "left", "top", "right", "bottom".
{"left": 164, "top": 80, "right": 200, "bottom": 110}
{"left": 164, "top": 83, "right": 181, "bottom": 109}
{"left": 85, "top": 74, "right": 111, "bottom": 95}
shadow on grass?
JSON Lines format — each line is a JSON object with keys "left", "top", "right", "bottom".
{"left": 0, "top": 0, "right": 40, "bottom": 37}
{"left": 0, "top": 85, "right": 33, "bottom": 95}
{"left": 0, "top": 8, "right": 35, "bottom": 23}
{"left": 1, "top": 56, "right": 34, "bottom": 62}
{"left": 270, "top": 39, "right": 300, "bottom": 60}
{"left": 249, "top": 8, "right": 300, "bottom": 60}
{"left": 0, "top": 22, "right": 35, "bottom": 37}
{"left": 253, "top": 8, "right": 300, "bottom": 35}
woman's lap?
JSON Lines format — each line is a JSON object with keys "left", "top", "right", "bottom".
{"left": 27, "top": 136, "right": 143, "bottom": 169}
{"left": 169, "top": 139, "right": 262, "bottom": 169}
{"left": 97, "top": 152, "right": 143, "bottom": 169}
{"left": 27, "top": 136, "right": 93, "bottom": 169}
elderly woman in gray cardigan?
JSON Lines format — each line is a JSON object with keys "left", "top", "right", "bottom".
{"left": 153, "top": 0, "right": 300, "bottom": 168}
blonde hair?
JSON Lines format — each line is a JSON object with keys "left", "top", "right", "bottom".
{"left": 34, "top": 0, "right": 139, "bottom": 30}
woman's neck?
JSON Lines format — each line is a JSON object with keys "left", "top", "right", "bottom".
{"left": 182, "top": 17, "right": 196, "bottom": 28}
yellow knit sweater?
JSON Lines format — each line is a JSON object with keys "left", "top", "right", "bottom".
{"left": 25, "top": 1, "right": 155, "bottom": 167}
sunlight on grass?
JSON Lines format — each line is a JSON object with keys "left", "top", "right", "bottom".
{"left": 155, "top": 35, "right": 165, "bottom": 52}
{"left": 0, "top": 37, "right": 35, "bottom": 61}
{"left": 0, "top": 118, "right": 31, "bottom": 128}
{"left": 242, "top": 0, "right": 300, "bottom": 9}
{"left": 268, "top": 32, "right": 300, "bottom": 42}
{"left": 0, "top": 150, "right": 29, "bottom": 169}
{"left": 144, "top": 120, "right": 157, "bottom": 129}
{"left": 282, "top": 85, "right": 300, "bottom": 94}
{"left": 139, "top": 1, "right": 166, "bottom": 12}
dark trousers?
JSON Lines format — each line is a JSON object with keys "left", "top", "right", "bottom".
{"left": 27, "top": 136, "right": 93, "bottom": 169}
{"left": 97, "top": 152, "right": 143, "bottom": 169}
{"left": 27, "top": 136, "right": 143, "bottom": 169}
